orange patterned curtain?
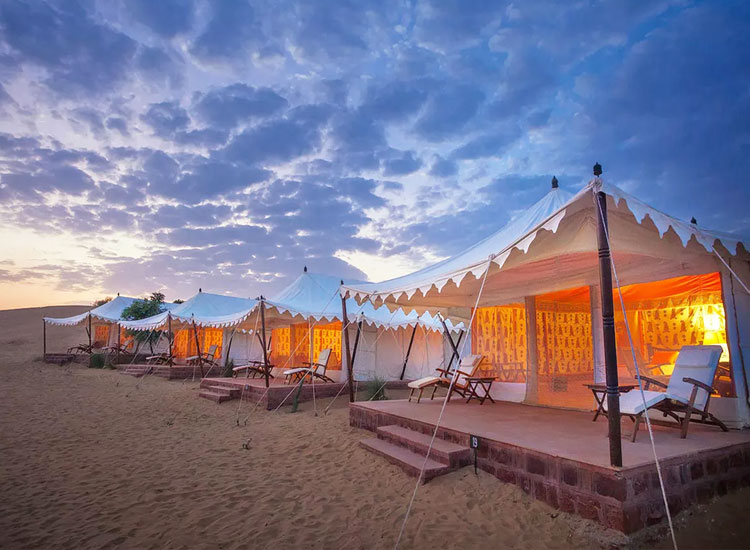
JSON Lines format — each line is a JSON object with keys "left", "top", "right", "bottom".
{"left": 313, "top": 321, "right": 342, "bottom": 369}
{"left": 93, "top": 325, "right": 110, "bottom": 347}
{"left": 471, "top": 304, "right": 527, "bottom": 382}
{"left": 202, "top": 328, "right": 223, "bottom": 360}
{"left": 270, "top": 327, "right": 291, "bottom": 366}
{"left": 291, "top": 323, "right": 310, "bottom": 365}
{"left": 173, "top": 329, "right": 195, "bottom": 359}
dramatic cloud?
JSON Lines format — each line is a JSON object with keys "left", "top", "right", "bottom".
{"left": 0, "top": 0, "right": 747, "bottom": 305}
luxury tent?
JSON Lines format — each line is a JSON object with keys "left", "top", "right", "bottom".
{"left": 119, "top": 290, "right": 258, "bottom": 368}
{"left": 194, "top": 270, "right": 463, "bottom": 383}
{"left": 342, "top": 176, "right": 750, "bottom": 432}
{"left": 43, "top": 295, "right": 179, "bottom": 355}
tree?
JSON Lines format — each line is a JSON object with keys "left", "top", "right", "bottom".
{"left": 93, "top": 297, "right": 112, "bottom": 308}
{"left": 173, "top": 298, "right": 185, "bottom": 304}
{"left": 121, "top": 292, "right": 168, "bottom": 354}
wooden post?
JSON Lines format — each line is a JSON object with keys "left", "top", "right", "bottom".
{"left": 441, "top": 318, "right": 461, "bottom": 368}
{"left": 224, "top": 328, "right": 236, "bottom": 369}
{"left": 192, "top": 320, "right": 204, "bottom": 378}
{"left": 341, "top": 282, "right": 354, "bottom": 402}
{"left": 87, "top": 312, "right": 92, "bottom": 354}
{"left": 43, "top": 319, "right": 47, "bottom": 357}
{"left": 524, "top": 296, "right": 539, "bottom": 403}
{"left": 399, "top": 324, "right": 418, "bottom": 380}
{"left": 116, "top": 322, "right": 121, "bottom": 363}
{"left": 167, "top": 314, "right": 173, "bottom": 366}
{"left": 351, "top": 320, "right": 362, "bottom": 369}
{"left": 594, "top": 165, "right": 623, "bottom": 468}
{"left": 260, "top": 298, "right": 270, "bottom": 388}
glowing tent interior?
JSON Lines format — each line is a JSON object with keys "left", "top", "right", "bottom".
{"left": 342, "top": 177, "right": 750, "bottom": 427}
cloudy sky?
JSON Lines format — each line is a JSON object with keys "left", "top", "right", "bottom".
{"left": 0, "top": 0, "right": 748, "bottom": 308}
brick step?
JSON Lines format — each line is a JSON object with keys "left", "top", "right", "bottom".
{"left": 198, "top": 390, "right": 234, "bottom": 403}
{"left": 376, "top": 425, "right": 472, "bottom": 468}
{"left": 359, "top": 438, "right": 449, "bottom": 483}
{"left": 199, "top": 378, "right": 248, "bottom": 390}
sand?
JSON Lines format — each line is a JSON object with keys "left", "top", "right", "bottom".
{"left": 1, "top": 306, "right": 748, "bottom": 550}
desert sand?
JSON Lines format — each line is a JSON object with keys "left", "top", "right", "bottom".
{"left": 1, "top": 306, "right": 748, "bottom": 550}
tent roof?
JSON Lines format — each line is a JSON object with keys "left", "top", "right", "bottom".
{"left": 43, "top": 295, "right": 177, "bottom": 326}
{"left": 261, "top": 271, "right": 460, "bottom": 331}
{"left": 342, "top": 178, "right": 748, "bottom": 319}
{"left": 120, "top": 292, "right": 257, "bottom": 331}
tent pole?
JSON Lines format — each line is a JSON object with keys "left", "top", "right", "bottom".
{"left": 399, "top": 324, "right": 418, "bottom": 380}
{"left": 43, "top": 319, "right": 47, "bottom": 357}
{"left": 341, "top": 283, "right": 354, "bottom": 402}
{"left": 224, "top": 327, "right": 236, "bottom": 369}
{"left": 351, "top": 320, "right": 362, "bottom": 372}
{"left": 192, "top": 320, "right": 204, "bottom": 378}
{"left": 88, "top": 312, "right": 92, "bottom": 354}
{"left": 445, "top": 329, "right": 463, "bottom": 370}
{"left": 594, "top": 169, "right": 623, "bottom": 468}
{"left": 168, "top": 314, "right": 173, "bottom": 366}
{"left": 260, "top": 298, "right": 270, "bottom": 388}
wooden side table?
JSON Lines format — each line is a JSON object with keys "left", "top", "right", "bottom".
{"left": 584, "top": 383, "right": 637, "bottom": 421}
{"left": 464, "top": 376, "right": 496, "bottom": 405}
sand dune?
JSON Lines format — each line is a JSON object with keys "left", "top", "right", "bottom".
{"left": 0, "top": 306, "right": 748, "bottom": 549}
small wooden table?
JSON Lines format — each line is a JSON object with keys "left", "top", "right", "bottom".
{"left": 584, "top": 383, "right": 637, "bottom": 421}
{"left": 464, "top": 376, "right": 496, "bottom": 405}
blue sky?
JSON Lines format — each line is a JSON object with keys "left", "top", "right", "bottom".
{"left": 0, "top": 0, "right": 748, "bottom": 307}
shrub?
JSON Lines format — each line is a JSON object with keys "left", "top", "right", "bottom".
{"left": 222, "top": 358, "right": 235, "bottom": 378}
{"left": 364, "top": 377, "right": 388, "bottom": 401}
{"left": 89, "top": 353, "right": 105, "bottom": 369}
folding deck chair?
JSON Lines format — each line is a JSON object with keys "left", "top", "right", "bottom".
{"left": 67, "top": 341, "right": 104, "bottom": 354}
{"left": 187, "top": 344, "right": 218, "bottom": 368}
{"left": 605, "top": 345, "right": 729, "bottom": 441}
{"left": 232, "top": 347, "right": 274, "bottom": 379}
{"left": 283, "top": 348, "right": 334, "bottom": 384}
{"left": 408, "top": 354, "right": 484, "bottom": 403}
{"left": 146, "top": 352, "right": 175, "bottom": 365}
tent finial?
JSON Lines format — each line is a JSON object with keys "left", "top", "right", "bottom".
{"left": 199, "top": 287, "right": 202, "bottom": 293}
{"left": 117, "top": 292, "right": 120, "bottom": 296}
{"left": 304, "top": 265, "right": 307, "bottom": 273}
{"left": 593, "top": 162, "right": 602, "bottom": 176}
{"left": 551, "top": 176, "right": 558, "bottom": 189}
{"left": 691, "top": 216, "right": 697, "bottom": 225}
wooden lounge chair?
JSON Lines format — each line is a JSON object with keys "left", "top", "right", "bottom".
{"left": 103, "top": 338, "right": 134, "bottom": 355}
{"left": 146, "top": 352, "right": 174, "bottom": 365}
{"left": 605, "top": 345, "right": 729, "bottom": 441}
{"left": 232, "top": 347, "right": 274, "bottom": 379}
{"left": 283, "top": 348, "right": 334, "bottom": 384}
{"left": 187, "top": 344, "right": 218, "bottom": 367}
{"left": 67, "top": 341, "right": 104, "bottom": 354}
{"left": 408, "top": 354, "right": 484, "bottom": 403}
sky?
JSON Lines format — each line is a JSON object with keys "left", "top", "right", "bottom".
{"left": 0, "top": 0, "right": 748, "bottom": 309}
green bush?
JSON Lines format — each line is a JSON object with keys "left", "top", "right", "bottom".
{"left": 222, "top": 358, "right": 235, "bottom": 378}
{"left": 364, "top": 377, "right": 388, "bottom": 401}
{"left": 89, "top": 353, "right": 105, "bottom": 369}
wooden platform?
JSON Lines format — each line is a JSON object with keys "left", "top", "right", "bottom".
{"left": 351, "top": 399, "right": 750, "bottom": 533}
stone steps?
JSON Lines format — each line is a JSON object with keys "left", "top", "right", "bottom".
{"left": 198, "top": 383, "right": 242, "bottom": 404}
{"left": 360, "top": 424, "right": 470, "bottom": 483}
{"left": 121, "top": 365, "right": 153, "bottom": 377}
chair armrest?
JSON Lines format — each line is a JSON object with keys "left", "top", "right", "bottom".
{"left": 435, "top": 368, "right": 452, "bottom": 377}
{"left": 640, "top": 375, "right": 667, "bottom": 390}
{"left": 683, "top": 377, "right": 716, "bottom": 394}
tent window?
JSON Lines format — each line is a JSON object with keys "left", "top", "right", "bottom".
{"left": 471, "top": 304, "right": 527, "bottom": 382}
{"left": 614, "top": 272, "right": 734, "bottom": 397}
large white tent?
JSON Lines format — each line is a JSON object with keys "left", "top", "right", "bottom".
{"left": 201, "top": 270, "right": 463, "bottom": 382}
{"left": 119, "top": 291, "right": 258, "bottom": 367}
{"left": 342, "top": 177, "right": 750, "bottom": 427}
{"left": 43, "top": 295, "right": 179, "bottom": 351}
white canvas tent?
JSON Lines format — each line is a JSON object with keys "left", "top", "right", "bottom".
{"left": 119, "top": 291, "right": 258, "bottom": 366}
{"left": 43, "top": 295, "right": 179, "bottom": 351}
{"left": 202, "top": 270, "right": 463, "bottom": 383}
{"left": 342, "top": 177, "right": 750, "bottom": 427}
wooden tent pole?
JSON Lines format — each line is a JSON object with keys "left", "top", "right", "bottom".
{"left": 399, "top": 324, "right": 418, "bottom": 380}
{"left": 88, "top": 312, "right": 92, "bottom": 354}
{"left": 43, "top": 319, "right": 47, "bottom": 357}
{"left": 341, "top": 282, "right": 354, "bottom": 402}
{"left": 192, "top": 320, "right": 204, "bottom": 378}
{"left": 116, "top": 322, "right": 121, "bottom": 363}
{"left": 350, "top": 320, "right": 362, "bottom": 371}
{"left": 441, "top": 317, "right": 461, "bottom": 367}
{"left": 167, "top": 313, "right": 173, "bottom": 366}
{"left": 260, "top": 298, "right": 270, "bottom": 388}
{"left": 594, "top": 164, "right": 623, "bottom": 468}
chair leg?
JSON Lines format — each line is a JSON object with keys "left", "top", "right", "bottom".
{"left": 418, "top": 388, "right": 424, "bottom": 404}
{"left": 431, "top": 385, "right": 438, "bottom": 400}
{"left": 708, "top": 412, "right": 730, "bottom": 432}
{"left": 631, "top": 413, "right": 642, "bottom": 442}
{"left": 408, "top": 388, "right": 414, "bottom": 402}
{"left": 680, "top": 412, "right": 691, "bottom": 439}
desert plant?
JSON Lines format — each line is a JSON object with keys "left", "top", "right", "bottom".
{"left": 364, "top": 377, "right": 388, "bottom": 401}
{"left": 222, "top": 358, "right": 235, "bottom": 378}
{"left": 89, "top": 353, "right": 105, "bottom": 369}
